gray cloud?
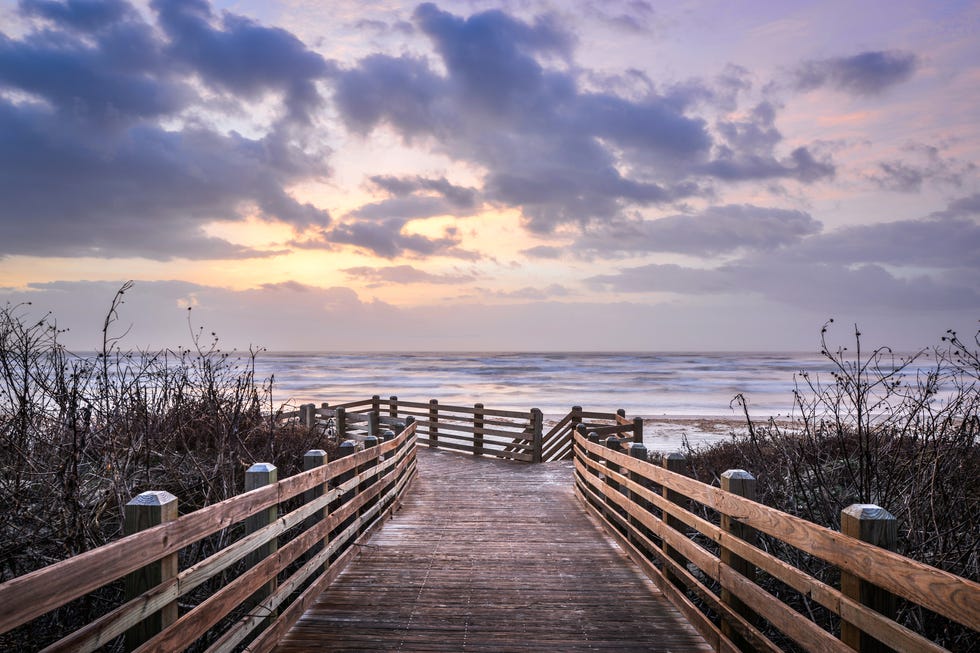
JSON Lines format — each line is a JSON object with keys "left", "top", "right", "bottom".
{"left": 343, "top": 265, "right": 476, "bottom": 286}
{"left": 701, "top": 102, "right": 835, "bottom": 183}
{"left": 369, "top": 175, "right": 478, "bottom": 210}
{"left": 297, "top": 220, "right": 478, "bottom": 260}
{"left": 575, "top": 204, "right": 821, "bottom": 256}
{"left": 794, "top": 50, "right": 917, "bottom": 96}
{"left": 868, "top": 143, "right": 976, "bottom": 192}
{"left": 347, "top": 175, "right": 481, "bottom": 222}
{"left": 794, "top": 197, "right": 980, "bottom": 270}
{"left": 0, "top": 0, "right": 332, "bottom": 261}
{"left": 19, "top": 0, "right": 134, "bottom": 33}
{"left": 332, "top": 4, "right": 832, "bottom": 233}
{"left": 588, "top": 260, "right": 980, "bottom": 311}
{"left": 151, "top": 0, "right": 334, "bottom": 124}
{"left": 587, "top": 196, "right": 980, "bottom": 310}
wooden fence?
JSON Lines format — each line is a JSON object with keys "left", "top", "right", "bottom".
{"left": 572, "top": 426, "right": 980, "bottom": 653}
{"left": 0, "top": 422, "right": 418, "bottom": 652}
{"left": 283, "top": 396, "right": 642, "bottom": 464}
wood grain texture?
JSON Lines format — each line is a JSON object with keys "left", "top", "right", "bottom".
{"left": 574, "top": 433, "right": 980, "bottom": 632}
{"left": 273, "top": 448, "right": 711, "bottom": 653}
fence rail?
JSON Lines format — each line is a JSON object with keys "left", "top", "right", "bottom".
{"left": 282, "top": 397, "right": 637, "bottom": 464}
{"left": 4, "top": 395, "right": 977, "bottom": 653}
{"left": 572, "top": 430, "right": 980, "bottom": 653}
{"left": 0, "top": 422, "right": 418, "bottom": 652}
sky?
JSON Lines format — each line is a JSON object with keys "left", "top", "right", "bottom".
{"left": 0, "top": 0, "right": 978, "bottom": 352}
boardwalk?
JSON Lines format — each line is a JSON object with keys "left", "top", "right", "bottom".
{"left": 274, "top": 447, "right": 711, "bottom": 652}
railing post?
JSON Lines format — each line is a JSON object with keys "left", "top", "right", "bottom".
{"left": 632, "top": 416, "right": 643, "bottom": 444}
{"left": 531, "top": 408, "right": 543, "bottom": 463}
{"left": 604, "top": 437, "right": 624, "bottom": 531}
{"left": 372, "top": 394, "right": 380, "bottom": 414}
{"left": 300, "top": 403, "right": 315, "bottom": 428}
{"left": 570, "top": 406, "right": 582, "bottom": 441}
{"left": 360, "top": 435, "right": 380, "bottom": 534}
{"left": 368, "top": 411, "right": 380, "bottom": 439}
{"left": 473, "top": 403, "right": 485, "bottom": 456}
{"left": 585, "top": 429, "right": 601, "bottom": 479}
{"left": 626, "top": 442, "right": 649, "bottom": 550}
{"left": 389, "top": 396, "right": 398, "bottom": 418}
{"left": 303, "top": 450, "right": 328, "bottom": 571}
{"left": 721, "top": 469, "right": 758, "bottom": 649}
{"left": 840, "top": 504, "right": 898, "bottom": 652}
{"left": 335, "top": 406, "right": 347, "bottom": 440}
{"left": 124, "top": 491, "right": 178, "bottom": 651}
{"left": 429, "top": 399, "right": 439, "bottom": 448}
{"left": 662, "top": 452, "right": 689, "bottom": 588}
{"left": 245, "top": 463, "right": 278, "bottom": 621}
{"left": 332, "top": 440, "right": 358, "bottom": 548}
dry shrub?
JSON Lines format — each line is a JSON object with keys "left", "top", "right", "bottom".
{"left": 685, "top": 321, "right": 979, "bottom": 651}
{"left": 0, "top": 286, "right": 335, "bottom": 650}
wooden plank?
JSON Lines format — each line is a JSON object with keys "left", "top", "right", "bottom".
{"left": 411, "top": 418, "right": 535, "bottom": 442}
{"left": 383, "top": 400, "right": 533, "bottom": 420}
{"left": 415, "top": 438, "right": 533, "bottom": 462}
{"left": 574, "top": 433, "right": 980, "bottom": 631}
{"left": 2, "top": 425, "right": 416, "bottom": 645}
{"left": 273, "top": 448, "right": 711, "bottom": 653}
{"left": 573, "top": 473, "right": 761, "bottom": 653}
{"left": 133, "top": 443, "right": 417, "bottom": 653}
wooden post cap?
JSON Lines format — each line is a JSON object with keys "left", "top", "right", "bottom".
{"left": 339, "top": 440, "right": 358, "bottom": 454}
{"left": 617, "top": 408, "right": 626, "bottom": 417}
{"left": 842, "top": 504, "right": 895, "bottom": 522}
{"left": 364, "top": 435, "right": 379, "bottom": 448}
{"left": 626, "top": 442, "right": 648, "bottom": 459}
{"left": 304, "top": 449, "right": 327, "bottom": 459}
{"left": 721, "top": 469, "right": 754, "bottom": 481}
{"left": 246, "top": 462, "right": 277, "bottom": 474}
{"left": 126, "top": 490, "right": 177, "bottom": 507}
{"left": 576, "top": 423, "right": 588, "bottom": 435}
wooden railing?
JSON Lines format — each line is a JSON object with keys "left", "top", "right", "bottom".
{"left": 572, "top": 429, "right": 980, "bottom": 653}
{"left": 283, "top": 397, "right": 641, "bottom": 464}
{"left": 0, "top": 422, "right": 418, "bottom": 653}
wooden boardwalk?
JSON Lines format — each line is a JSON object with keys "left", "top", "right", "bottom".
{"left": 273, "top": 447, "right": 711, "bottom": 652}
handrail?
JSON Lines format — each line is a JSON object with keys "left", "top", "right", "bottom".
{"left": 282, "top": 398, "right": 633, "bottom": 464}
{"left": 572, "top": 431, "right": 980, "bottom": 652}
{"left": 0, "top": 423, "right": 418, "bottom": 652}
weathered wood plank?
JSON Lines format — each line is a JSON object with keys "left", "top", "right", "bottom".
{"left": 273, "top": 448, "right": 711, "bottom": 653}
{"left": 574, "top": 433, "right": 980, "bottom": 631}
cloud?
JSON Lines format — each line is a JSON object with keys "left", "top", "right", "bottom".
{"left": 347, "top": 175, "right": 481, "bottom": 222}
{"left": 19, "top": 0, "right": 134, "bottom": 32}
{"left": 297, "top": 220, "right": 477, "bottom": 260}
{"left": 701, "top": 102, "right": 835, "bottom": 182}
{"left": 794, "top": 197, "right": 980, "bottom": 270}
{"left": 343, "top": 265, "right": 476, "bottom": 285}
{"left": 575, "top": 204, "right": 821, "bottom": 256}
{"left": 332, "top": 4, "right": 832, "bottom": 234}
{"left": 0, "top": 0, "right": 332, "bottom": 261}
{"left": 588, "top": 260, "right": 980, "bottom": 311}
{"left": 369, "top": 175, "right": 477, "bottom": 210}
{"left": 794, "top": 50, "right": 917, "bottom": 96}
{"left": 151, "top": 0, "right": 333, "bottom": 124}
{"left": 587, "top": 197, "right": 980, "bottom": 311}
{"left": 867, "top": 142, "right": 976, "bottom": 192}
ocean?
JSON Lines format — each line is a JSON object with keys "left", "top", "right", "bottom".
{"left": 255, "top": 351, "right": 833, "bottom": 419}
